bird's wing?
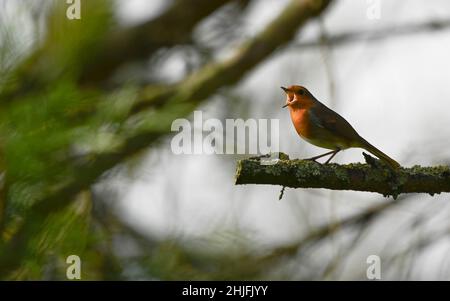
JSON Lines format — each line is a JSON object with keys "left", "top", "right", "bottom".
{"left": 309, "top": 103, "right": 361, "bottom": 142}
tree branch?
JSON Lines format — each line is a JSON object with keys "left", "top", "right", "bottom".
{"left": 294, "top": 19, "right": 450, "bottom": 48}
{"left": 0, "top": 0, "right": 245, "bottom": 103}
{"left": 260, "top": 195, "right": 411, "bottom": 263}
{"left": 79, "top": 0, "right": 249, "bottom": 84}
{"left": 235, "top": 153, "right": 450, "bottom": 198}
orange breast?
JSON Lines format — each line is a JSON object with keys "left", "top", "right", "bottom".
{"left": 290, "top": 109, "right": 311, "bottom": 139}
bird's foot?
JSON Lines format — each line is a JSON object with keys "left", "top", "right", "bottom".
{"left": 305, "top": 157, "right": 319, "bottom": 163}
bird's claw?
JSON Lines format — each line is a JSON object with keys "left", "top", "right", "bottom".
{"left": 305, "top": 157, "right": 319, "bottom": 163}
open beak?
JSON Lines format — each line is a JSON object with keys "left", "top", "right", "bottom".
{"left": 281, "top": 87, "right": 289, "bottom": 108}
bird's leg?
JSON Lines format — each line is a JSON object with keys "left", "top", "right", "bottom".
{"left": 324, "top": 149, "right": 340, "bottom": 164}
{"left": 305, "top": 150, "right": 336, "bottom": 162}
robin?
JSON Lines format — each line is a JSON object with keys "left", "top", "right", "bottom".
{"left": 281, "top": 85, "right": 400, "bottom": 169}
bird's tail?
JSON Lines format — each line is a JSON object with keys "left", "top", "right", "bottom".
{"left": 357, "top": 137, "right": 400, "bottom": 169}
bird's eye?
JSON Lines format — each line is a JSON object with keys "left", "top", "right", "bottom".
{"left": 298, "top": 89, "right": 305, "bottom": 95}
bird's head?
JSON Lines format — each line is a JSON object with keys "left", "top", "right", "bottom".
{"left": 281, "top": 85, "right": 312, "bottom": 109}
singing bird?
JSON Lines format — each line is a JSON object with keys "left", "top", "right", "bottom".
{"left": 281, "top": 85, "right": 400, "bottom": 169}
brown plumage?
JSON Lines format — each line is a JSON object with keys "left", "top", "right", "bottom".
{"left": 281, "top": 85, "right": 400, "bottom": 169}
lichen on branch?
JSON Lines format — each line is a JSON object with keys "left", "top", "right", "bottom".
{"left": 235, "top": 153, "right": 450, "bottom": 199}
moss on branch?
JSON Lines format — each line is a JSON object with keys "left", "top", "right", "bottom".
{"left": 235, "top": 153, "right": 450, "bottom": 199}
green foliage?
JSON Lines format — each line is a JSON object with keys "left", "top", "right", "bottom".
{"left": 9, "top": 196, "right": 92, "bottom": 280}
{"left": 0, "top": 0, "right": 117, "bottom": 279}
